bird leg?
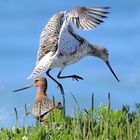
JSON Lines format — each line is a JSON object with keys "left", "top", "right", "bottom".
{"left": 57, "top": 70, "right": 84, "bottom": 81}
{"left": 46, "top": 69, "right": 65, "bottom": 115}
{"left": 46, "top": 69, "right": 64, "bottom": 95}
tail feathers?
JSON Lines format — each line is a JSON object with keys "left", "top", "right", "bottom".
{"left": 27, "top": 74, "right": 36, "bottom": 79}
{"left": 27, "top": 53, "right": 55, "bottom": 79}
{"left": 27, "top": 65, "right": 47, "bottom": 79}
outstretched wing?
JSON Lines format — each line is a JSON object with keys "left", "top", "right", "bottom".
{"left": 36, "top": 12, "right": 64, "bottom": 65}
{"left": 67, "top": 7, "right": 109, "bottom": 30}
{"left": 57, "top": 6, "right": 109, "bottom": 53}
{"left": 28, "top": 12, "right": 64, "bottom": 79}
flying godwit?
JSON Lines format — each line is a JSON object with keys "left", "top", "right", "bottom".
{"left": 28, "top": 6, "right": 119, "bottom": 95}
{"left": 13, "top": 77, "right": 63, "bottom": 122}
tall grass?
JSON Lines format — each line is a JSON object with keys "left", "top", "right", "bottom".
{"left": 0, "top": 93, "right": 140, "bottom": 140}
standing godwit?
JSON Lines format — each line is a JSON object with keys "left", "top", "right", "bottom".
{"left": 28, "top": 6, "right": 119, "bottom": 95}
{"left": 13, "top": 77, "right": 63, "bottom": 122}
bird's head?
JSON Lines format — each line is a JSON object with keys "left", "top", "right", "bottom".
{"left": 33, "top": 77, "right": 47, "bottom": 87}
{"left": 13, "top": 77, "right": 47, "bottom": 92}
{"left": 90, "top": 45, "right": 119, "bottom": 82}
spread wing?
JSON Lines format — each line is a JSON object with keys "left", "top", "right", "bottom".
{"left": 67, "top": 7, "right": 109, "bottom": 30}
{"left": 37, "top": 30, "right": 58, "bottom": 65}
{"left": 28, "top": 12, "right": 64, "bottom": 79}
{"left": 36, "top": 12, "right": 64, "bottom": 65}
{"left": 57, "top": 6, "right": 109, "bottom": 53}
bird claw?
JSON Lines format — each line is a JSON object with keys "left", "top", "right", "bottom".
{"left": 72, "top": 75, "right": 84, "bottom": 81}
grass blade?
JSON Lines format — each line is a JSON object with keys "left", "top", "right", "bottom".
{"left": 14, "top": 107, "right": 18, "bottom": 126}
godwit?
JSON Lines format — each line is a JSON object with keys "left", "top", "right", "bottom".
{"left": 28, "top": 6, "right": 119, "bottom": 95}
{"left": 13, "top": 77, "right": 63, "bottom": 122}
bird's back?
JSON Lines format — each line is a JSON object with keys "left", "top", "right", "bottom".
{"left": 32, "top": 96, "right": 62, "bottom": 121}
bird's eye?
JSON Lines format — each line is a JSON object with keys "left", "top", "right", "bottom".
{"left": 35, "top": 80, "right": 39, "bottom": 82}
{"left": 105, "top": 49, "right": 109, "bottom": 56}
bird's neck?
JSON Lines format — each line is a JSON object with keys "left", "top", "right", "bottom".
{"left": 88, "top": 44, "right": 102, "bottom": 57}
{"left": 36, "top": 85, "right": 47, "bottom": 101}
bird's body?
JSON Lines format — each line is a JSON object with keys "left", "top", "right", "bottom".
{"left": 32, "top": 95, "right": 62, "bottom": 122}
{"left": 13, "top": 77, "right": 63, "bottom": 122}
{"left": 28, "top": 7, "right": 109, "bottom": 79}
{"left": 51, "top": 36, "right": 90, "bottom": 68}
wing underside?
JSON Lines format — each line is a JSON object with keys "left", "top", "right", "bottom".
{"left": 58, "top": 6, "right": 109, "bottom": 52}
{"left": 68, "top": 7, "right": 109, "bottom": 30}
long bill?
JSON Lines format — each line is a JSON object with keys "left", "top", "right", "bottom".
{"left": 106, "top": 60, "right": 119, "bottom": 82}
{"left": 13, "top": 84, "right": 34, "bottom": 92}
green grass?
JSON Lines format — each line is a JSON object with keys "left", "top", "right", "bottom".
{"left": 0, "top": 94, "right": 140, "bottom": 140}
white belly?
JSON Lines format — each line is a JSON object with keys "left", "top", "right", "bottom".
{"left": 51, "top": 43, "right": 89, "bottom": 68}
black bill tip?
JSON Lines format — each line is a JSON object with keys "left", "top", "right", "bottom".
{"left": 106, "top": 61, "right": 119, "bottom": 82}
{"left": 13, "top": 84, "right": 34, "bottom": 92}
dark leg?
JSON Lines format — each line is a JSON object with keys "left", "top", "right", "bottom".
{"left": 46, "top": 69, "right": 64, "bottom": 95}
{"left": 57, "top": 70, "right": 84, "bottom": 81}
{"left": 46, "top": 69, "right": 65, "bottom": 115}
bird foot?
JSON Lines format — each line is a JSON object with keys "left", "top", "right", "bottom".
{"left": 71, "top": 75, "right": 84, "bottom": 81}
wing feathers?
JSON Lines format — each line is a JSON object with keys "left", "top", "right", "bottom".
{"left": 67, "top": 6, "right": 109, "bottom": 30}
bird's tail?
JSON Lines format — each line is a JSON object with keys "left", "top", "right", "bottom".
{"left": 27, "top": 73, "right": 36, "bottom": 79}
{"left": 27, "top": 65, "right": 47, "bottom": 79}
{"left": 27, "top": 51, "right": 55, "bottom": 79}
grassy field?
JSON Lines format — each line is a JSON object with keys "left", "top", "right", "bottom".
{"left": 0, "top": 94, "right": 140, "bottom": 140}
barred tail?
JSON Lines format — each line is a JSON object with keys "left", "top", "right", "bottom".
{"left": 27, "top": 51, "right": 55, "bottom": 79}
{"left": 27, "top": 65, "right": 47, "bottom": 79}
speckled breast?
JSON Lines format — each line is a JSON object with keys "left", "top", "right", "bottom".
{"left": 51, "top": 41, "right": 90, "bottom": 68}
